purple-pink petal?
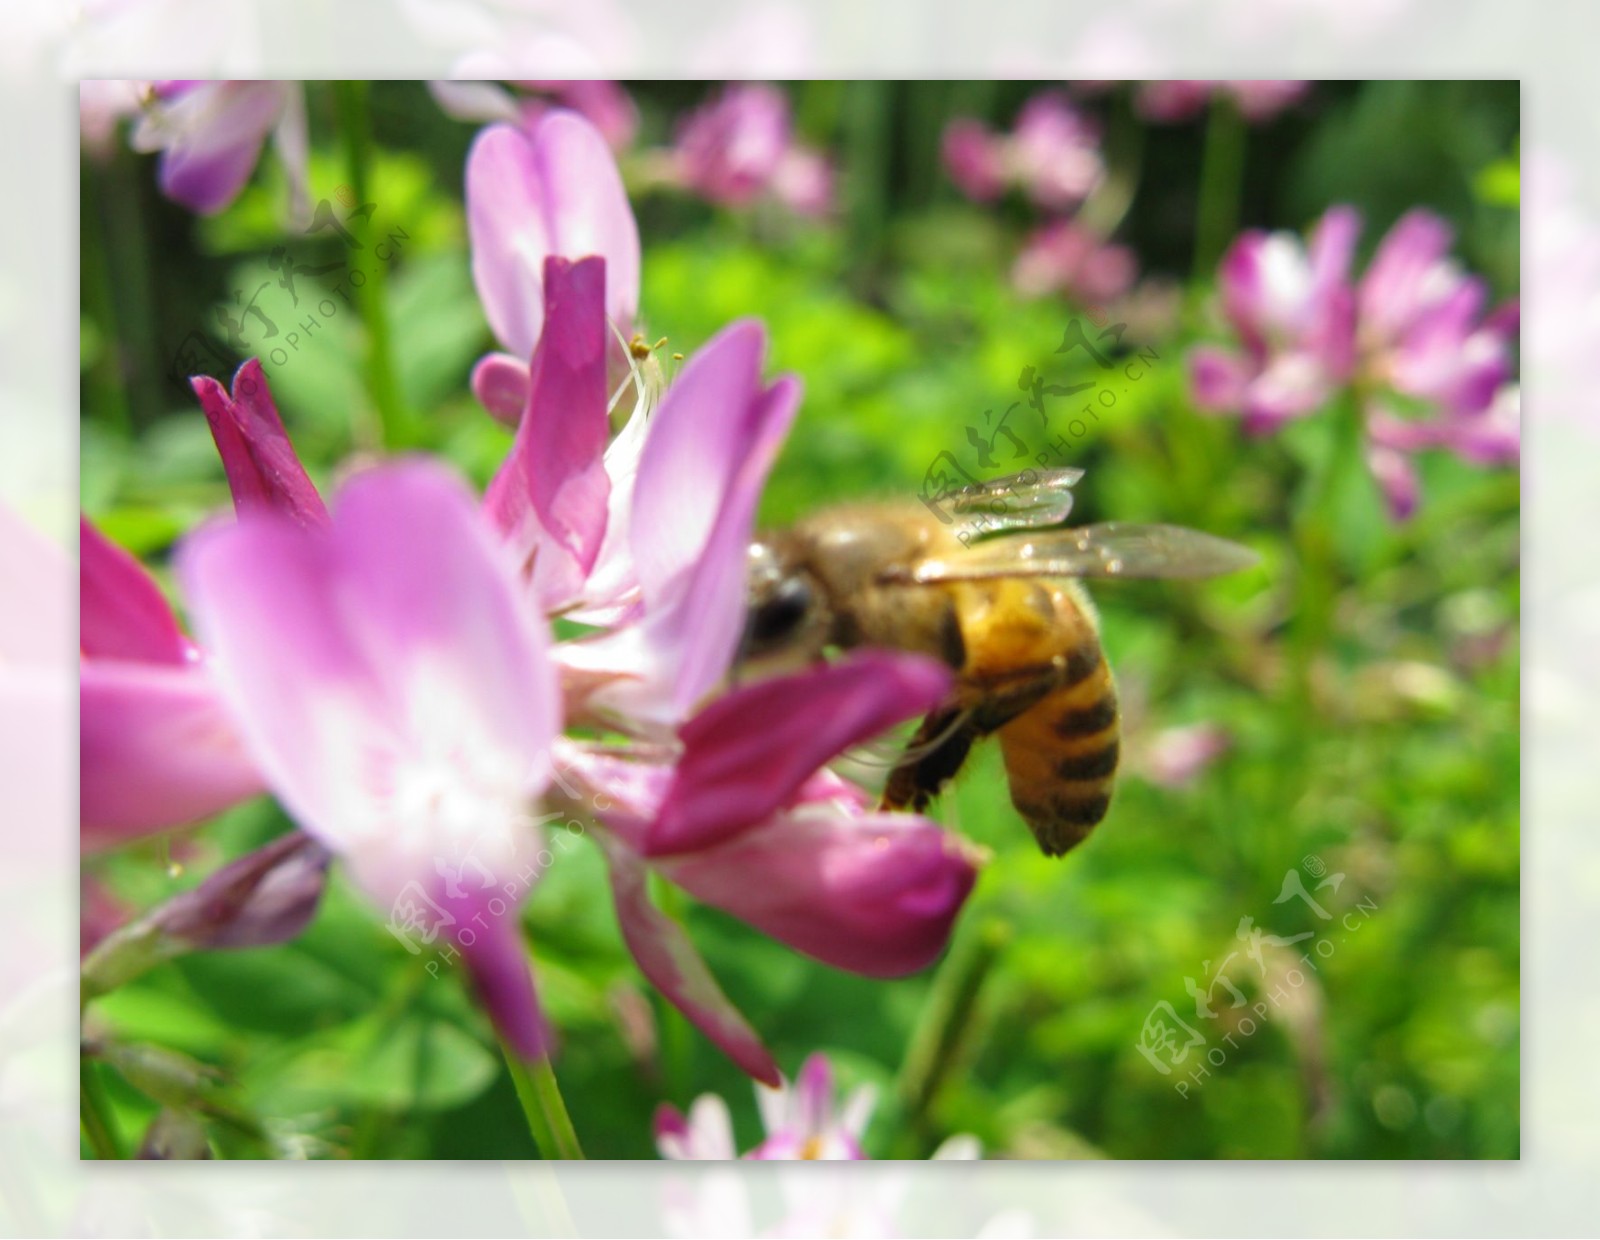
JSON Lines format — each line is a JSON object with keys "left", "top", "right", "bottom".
{"left": 466, "top": 113, "right": 640, "bottom": 361}
{"left": 80, "top": 518, "right": 189, "bottom": 665}
{"left": 656, "top": 810, "right": 980, "bottom": 979}
{"left": 191, "top": 359, "right": 328, "bottom": 528}
{"left": 80, "top": 661, "right": 266, "bottom": 851}
{"left": 471, "top": 352, "right": 533, "bottom": 427}
{"left": 1358, "top": 208, "right": 1457, "bottom": 344}
{"left": 606, "top": 845, "right": 780, "bottom": 1085}
{"left": 441, "top": 881, "right": 551, "bottom": 1060}
{"left": 649, "top": 652, "right": 953, "bottom": 857}
{"left": 483, "top": 255, "right": 612, "bottom": 611}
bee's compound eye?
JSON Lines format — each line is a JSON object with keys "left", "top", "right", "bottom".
{"left": 748, "top": 575, "right": 814, "bottom": 646}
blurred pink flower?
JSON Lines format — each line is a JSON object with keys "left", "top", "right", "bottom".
{"left": 1189, "top": 205, "right": 1359, "bottom": 433}
{"left": 668, "top": 84, "right": 835, "bottom": 218}
{"left": 466, "top": 110, "right": 641, "bottom": 423}
{"left": 943, "top": 91, "right": 1104, "bottom": 211}
{"left": 177, "top": 462, "right": 561, "bottom": 1059}
{"left": 129, "top": 80, "right": 308, "bottom": 219}
{"left": 1012, "top": 219, "right": 1138, "bottom": 304}
{"left": 1134, "top": 722, "right": 1232, "bottom": 789}
{"left": 1135, "top": 79, "right": 1309, "bottom": 124}
{"left": 1188, "top": 205, "right": 1517, "bottom": 517}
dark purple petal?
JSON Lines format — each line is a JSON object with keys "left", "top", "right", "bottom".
{"left": 191, "top": 360, "right": 328, "bottom": 528}
{"left": 649, "top": 652, "right": 952, "bottom": 857}
{"left": 150, "top": 831, "right": 330, "bottom": 949}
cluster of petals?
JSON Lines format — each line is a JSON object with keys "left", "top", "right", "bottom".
{"left": 656, "top": 1052, "right": 979, "bottom": 1161}
{"left": 125, "top": 80, "right": 309, "bottom": 218}
{"left": 943, "top": 91, "right": 1105, "bottom": 211}
{"left": 79, "top": 108, "right": 979, "bottom": 1080}
{"left": 1188, "top": 205, "right": 1518, "bottom": 517}
{"left": 662, "top": 83, "right": 834, "bottom": 218}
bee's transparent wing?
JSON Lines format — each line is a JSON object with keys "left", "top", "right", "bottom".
{"left": 907, "top": 522, "right": 1260, "bottom": 583}
{"left": 943, "top": 467, "right": 1086, "bottom": 538}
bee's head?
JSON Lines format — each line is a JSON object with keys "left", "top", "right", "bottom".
{"left": 739, "top": 538, "right": 831, "bottom": 668}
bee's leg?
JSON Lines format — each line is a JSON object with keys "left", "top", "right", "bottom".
{"left": 881, "top": 707, "right": 979, "bottom": 813}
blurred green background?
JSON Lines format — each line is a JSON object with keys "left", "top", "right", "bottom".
{"left": 80, "top": 80, "right": 1519, "bottom": 1159}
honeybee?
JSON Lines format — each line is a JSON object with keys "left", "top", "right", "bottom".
{"left": 740, "top": 468, "right": 1257, "bottom": 856}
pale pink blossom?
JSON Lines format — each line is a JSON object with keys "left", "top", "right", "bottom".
{"left": 1188, "top": 205, "right": 1517, "bottom": 518}
{"left": 129, "top": 80, "right": 308, "bottom": 219}
{"left": 177, "top": 462, "right": 561, "bottom": 1058}
{"left": 668, "top": 84, "right": 835, "bottom": 218}
{"left": 943, "top": 91, "right": 1104, "bottom": 211}
{"left": 1012, "top": 219, "right": 1138, "bottom": 304}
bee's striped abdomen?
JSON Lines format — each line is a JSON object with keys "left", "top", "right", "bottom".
{"left": 997, "top": 593, "right": 1120, "bottom": 857}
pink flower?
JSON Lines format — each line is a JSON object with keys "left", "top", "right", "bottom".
{"left": 82, "top": 360, "right": 334, "bottom": 849}
{"left": 176, "top": 462, "right": 561, "bottom": 1059}
{"left": 79, "top": 516, "right": 265, "bottom": 851}
{"left": 1009, "top": 92, "right": 1105, "bottom": 211}
{"left": 1189, "top": 205, "right": 1517, "bottom": 518}
{"left": 1135, "top": 80, "right": 1309, "bottom": 124}
{"left": 79, "top": 79, "right": 146, "bottom": 160}
{"left": 669, "top": 84, "right": 835, "bottom": 218}
{"left": 1189, "top": 205, "right": 1359, "bottom": 432}
{"left": 1134, "top": 722, "right": 1232, "bottom": 789}
{"left": 129, "top": 80, "right": 308, "bottom": 218}
{"left": 1012, "top": 219, "right": 1138, "bottom": 304}
{"left": 943, "top": 91, "right": 1104, "bottom": 211}
{"left": 655, "top": 1051, "right": 980, "bottom": 1161}
{"left": 942, "top": 119, "right": 1006, "bottom": 202}
{"left": 466, "top": 110, "right": 641, "bottom": 423}
{"left": 561, "top": 652, "right": 980, "bottom": 1083}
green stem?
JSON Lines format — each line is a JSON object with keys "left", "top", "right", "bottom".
{"left": 843, "top": 80, "right": 893, "bottom": 289}
{"left": 80, "top": 1058, "right": 123, "bottom": 1160}
{"left": 1274, "top": 394, "right": 1365, "bottom": 878}
{"left": 893, "top": 917, "right": 1010, "bottom": 1149}
{"left": 1288, "top": 392, "right": 1365, "bottom": 697}
{"left": 503, "top": 1048, "right": 586, "bottom": 1160}
{"left": 332, "top": 80, "right": 408, "bottom": 451}
{"left": 1193, "top": 95, "right": 1247, "bottom": 281}
{"left": 1080, "top": 89, "right": 1146, "bottom": 241}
